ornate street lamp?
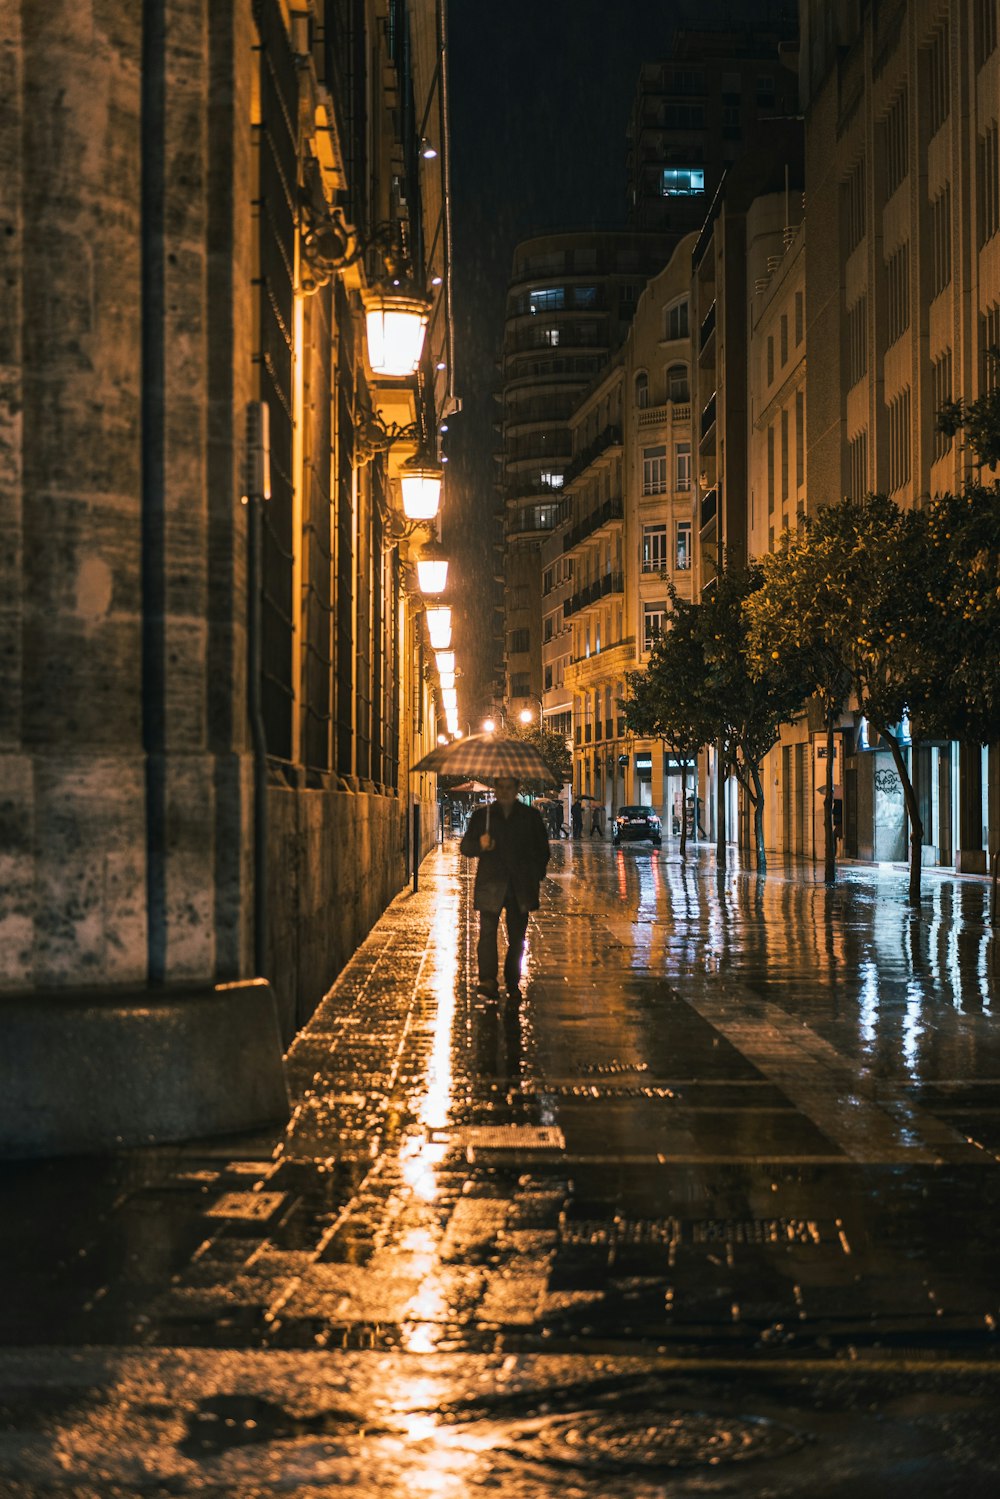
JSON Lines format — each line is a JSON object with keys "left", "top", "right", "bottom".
{"left": 415, "top": 538, "right": 449, "bottom": 593}
{"left": 435, "top": 650, "right": 455, "bottom": 674}
{"left": 426, "top": 605, "right": 452, "bottom": 650}
{"left": 401, "top": 451, "right": 444, "bottom": 521}
{"left": 364, "top": 289, "right": 430, "bottom": 379}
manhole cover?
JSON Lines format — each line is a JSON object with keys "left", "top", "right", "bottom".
{"left": 513, "top": 1409, "right": 806, "bottom": 1471}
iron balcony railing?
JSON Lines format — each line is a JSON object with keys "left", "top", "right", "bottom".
{"left": 562, "top": 495, "right": 624, "bottom": 553}
{"left": 563, "top": 569, "right": 624, "bottom": 619}
{"left": 563, "top": 423, "right": 623, "bottom": 485}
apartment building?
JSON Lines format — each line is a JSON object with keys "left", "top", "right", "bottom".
{"left": 562, "top": 364, "right": 628, "bottom": 808}
{"left": 800, "top": 0, "right": 1000, "bottom": 872}
{"left": 501, "top": 232, "right": 672, "bottom": 726}
{"left": 746, "top": 197, "right": 827, "bottom": 860}
{"left": 627, "top": 16, "right": 799, "bottom": 232}
{"left": 621, "top": 237, "right": 698, "bottom": 821}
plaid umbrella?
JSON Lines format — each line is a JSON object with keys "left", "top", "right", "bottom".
{"left": 410, "top": 733, "right": 554, "bottom": 783}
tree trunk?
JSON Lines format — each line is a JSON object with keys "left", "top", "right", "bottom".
{"left": 716, "top": 737, "right": 727, "bottom": 871}
{"left": 749, "top": 767, "right": 767, "bottom": 875}
{"left": 877, "top": 723, "right": 924, "bottom": 905}
{"left": 679, "top": 758, "right": 688, "bottom": 860}
{"left": 824, "top": 703, "right": 836, "bottom": 884}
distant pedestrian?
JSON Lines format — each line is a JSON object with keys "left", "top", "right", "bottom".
{"left": 589, "top": 804, "right": 605, "bottom": 837}
{"left": 571, "top": 797, "right": 584, "bottom": 839}
{"left": 460, "top": 776, "right": 550, "bottom": 999}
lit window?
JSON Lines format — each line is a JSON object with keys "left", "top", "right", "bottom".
{"left": 528, "top": 287, "right": 565, "bottom": 313}
{"left": 643, "top": 602, "right": 667, "bottom": 648}
{"left": 676, "top": 520, "right": 692, "bottom": 570}
{"left": 542, "top": 328, "right": 560, "bottom": 346}
{"left": 539, "top": 470, "right": 565, "bottom": 488}
{"left": 661, "top": 167, "right": 705, "bottom": 196}
{"left": 642, "top": 524, "right": 668, "bottom": 571}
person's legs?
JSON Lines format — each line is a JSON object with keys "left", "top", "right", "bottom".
{"left": 477, "top": 909, "right": 501, "bottom": 990}
{"left": 502, "top": 901, "right": 530, "bottom": 990}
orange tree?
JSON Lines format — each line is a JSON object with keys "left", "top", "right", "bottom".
{"left": 622, "top": 593, "right": 712, "bottom": 859}
{"left": 748, "top": 496, "right": 950, "bottom": 905}
{"left": 625, "top": 569, "right": 809, "bottom": 872}
{"left": 744, "top": 522, "right": 853, "bottom": 883}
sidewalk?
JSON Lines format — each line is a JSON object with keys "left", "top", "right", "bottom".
{"left": 1, "top": 838, "right": 1000, "bottom": 1494}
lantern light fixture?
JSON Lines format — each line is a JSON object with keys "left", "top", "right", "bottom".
{"left": 426, "top": 605, "right": 452, "bottom": 650}
{"left": 435, "top": 650, "right": 455, "bottom": 674}
{"left": 416, "top": 553, "right": 449, "bottom": 594}
{"left": 441, "top": 688, "right": 458, "bottom": 712}
{"left": 400, "top": 450, "right": 444, "bottom": 520}
{"left": 438, "top": 670, "right": 456, "bottom": 691}
{"left": 363, "top": 288, "right": 430, "bottom": 379}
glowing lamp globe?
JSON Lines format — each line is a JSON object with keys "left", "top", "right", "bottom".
{"left": 400, "top": 453, "right": 443, "bottom": 520}
{"left": 482, "top": 717, "right": 496, "bottom": 734}
{"left": 416, "top": 557, "right": 449, "bottom": 594}
{"left": 364, "top": 290, "right": 430, "bottom": 378}
{"left": 435, "top": 650, "right": 455, "bottom": 674}
{"left": 425, "top": 605, "right": 452, "bottom": 650}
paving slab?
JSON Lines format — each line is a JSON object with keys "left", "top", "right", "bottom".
{"left": 2, "top": 840, "right": 1000, "bottom": 1492}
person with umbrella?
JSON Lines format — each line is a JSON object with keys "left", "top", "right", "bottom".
{"left": 459, "top": 776, "right": 549, "bottom": 999}
{"left": 571, "top": 796, "right": 584, "bottom": 840}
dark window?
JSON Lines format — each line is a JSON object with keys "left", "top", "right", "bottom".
{"left": 509, "top": 627, "right": 530, "bottom": 655}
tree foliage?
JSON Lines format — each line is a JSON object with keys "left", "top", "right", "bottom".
{"left": 510, "top": 722, "right": 572, "bottom": 791}
{"left": 624, "top": 567, "right": 809, "bottom": 870}
{"left": 936, "top": 350, "right": 1000, "bottom": 471}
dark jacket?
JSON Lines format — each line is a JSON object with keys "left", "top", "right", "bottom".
{"left": 459, "top": 800, "right": 550, "bottom": 913}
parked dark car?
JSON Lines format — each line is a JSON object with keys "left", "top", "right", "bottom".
{"left": 612, "top": 805, "right": 662, "bottom": 847}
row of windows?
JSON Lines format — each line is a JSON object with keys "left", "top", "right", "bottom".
{"left": 978, "top": 122, "right": 1000, "bottom": 247}
{"left": 641, "top": 521, "right": 692, "bottom": 572}
{"left": 642, "top": 443, "right": 691, "bottom": 494}
{"left": 765, "top": 392, "right": 805, "bottom": 511}
{"left": 764, "top": 294, "right": 804, "bottom": 386}
{"left": 885, "top": 241, "right": 910, "bottom": 346}
{"left": 634, "top": 365, "right": 689, "bottom": 406}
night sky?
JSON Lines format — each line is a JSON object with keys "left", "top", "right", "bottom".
{"left": 443, "top": 0, "right": 761, "bottom": 722}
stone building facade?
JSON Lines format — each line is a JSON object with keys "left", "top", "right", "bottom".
{"left": 799, "top": 0, "right": 1000, "bottom": 873}
{"left": 500, "top": 231, "right": 672, "bottom": 730}
{"left": 0, "top": 0, "right": 455, "bottom": 1152}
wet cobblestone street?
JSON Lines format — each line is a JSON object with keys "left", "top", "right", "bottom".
{"left": 3, "top": 838, "right": 1000, "bottom": 1494}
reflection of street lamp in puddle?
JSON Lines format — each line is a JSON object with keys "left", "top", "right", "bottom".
{"left": 397, "top": 897, "right": 458, "bottom": 1354}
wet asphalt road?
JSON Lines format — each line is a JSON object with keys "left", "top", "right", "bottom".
{"left": 2, "top": 837, "right": 1000, "bottom": 1495}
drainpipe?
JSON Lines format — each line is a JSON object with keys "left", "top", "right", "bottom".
{"left": 243, "top": 402, "right": 271, "bottom": 975}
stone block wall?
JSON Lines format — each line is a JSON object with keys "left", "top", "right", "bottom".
{"left": 266, "top": 788, "right": 438, "bottom": 1038}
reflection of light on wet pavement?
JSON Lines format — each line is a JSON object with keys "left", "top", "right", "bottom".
{"left": 859, "top": 959, "right": 879, "bottom": 1047}
{"left": 903, "top": 978, "right": 924, "bottom": 1076}
{"left": 398, "top": 893, "right": 460, "bottom": 1352}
